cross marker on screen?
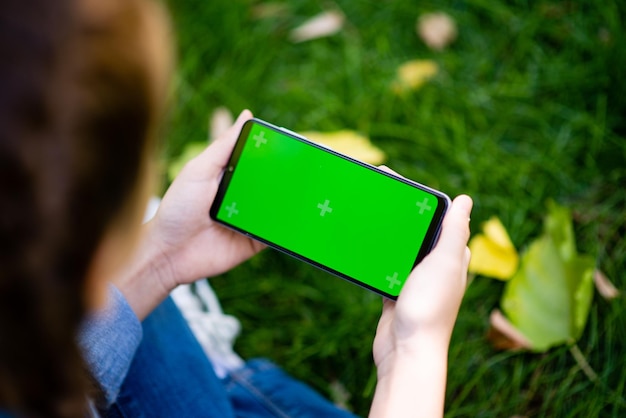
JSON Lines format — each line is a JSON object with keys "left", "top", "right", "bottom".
{"left": 386, "top": 272, "right": 401, "bottom": 289}
{"left": 416, "top": 197, "right": 432, "bottom": 215}
{"left": 253, "top": 131, "right": 267, "bottom": 147}
{"left": 317, "top": 199, "right": 333, "bottom": 216}
{"left": 225, "top": 202, "right": 239, "bottom": 217}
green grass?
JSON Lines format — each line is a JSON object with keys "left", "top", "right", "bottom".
{"left": 164, "top": 0, "right": 625, "bottom": 416}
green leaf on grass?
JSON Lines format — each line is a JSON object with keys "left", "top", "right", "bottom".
{"left": 500, "top": 201, "right": 595, "bottom": 352}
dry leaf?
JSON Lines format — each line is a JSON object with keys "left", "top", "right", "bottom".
{"left": 487, "top": 309, "right": 533, "bottom": 350}
{"left": 417, "top": 12, "right": 458, "bottom": 51}
{"left": 391, "top": 59, "right": 438, "bottom": 94}
{"left": 593, "top": 269, "right": 620, "bottom": 300}
{"left": 251, "top": 2, "right": 290, "bottom": 20}
{"left": 300, "top": 130, "right": 386, "bottom": 165}
{"left": 289, "top": 10, "right": 344, "bottom": 43}
{"left": 209, "top": 107, "right": 234, "bottom": 141}
{"left": 328, "top": 380, "right": 351, "bottom": 411}
{"left": 468, "top": 217, "right": 519, "bottom": 280}
{"left": 598, "top": 28, "right": 611, "bottom": 45}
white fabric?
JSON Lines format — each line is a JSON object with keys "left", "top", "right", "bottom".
{"left": 171, "top": 281, "right": 244, "bottom": 378}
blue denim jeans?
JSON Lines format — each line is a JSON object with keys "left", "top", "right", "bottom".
{"left": 106, "top": 297, "right": 359, "bottom": 418}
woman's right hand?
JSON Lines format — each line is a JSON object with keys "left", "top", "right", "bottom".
{"left": 370, "top": 194, "right": 473, "bottom": 418}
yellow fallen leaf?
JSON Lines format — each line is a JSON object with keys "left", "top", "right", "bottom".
{"left": 468, "top": 217, "right": 519, "bottom": 280}
{"left": 299, "top": 130, "right": 386, "bottom": 165}
{"left": 392, "top": 59, "right": 438, "bottom": 94}
{"left": 417, "top": 12, "right": 458, "bottom": 51}
{"left": 289, "top": 10, "right": 344, "bottom": 43}
{"left": 482, "top": 216, "right": 516, "bottom": 249}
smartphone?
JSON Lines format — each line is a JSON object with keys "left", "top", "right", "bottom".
{"left": 210, "top": 118, "right": 450, "bottom": 299}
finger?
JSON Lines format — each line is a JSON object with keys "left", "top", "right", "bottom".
{"left": 201, "top": 110, "right": 253, "bottom": 177}
{"left": 431, "top": 195, "right": 473, "bottom": 259}
{"left": 462, "top": 246, "right": 471, "bottom": 287}
{"left": 216, "top": 109, "right": 253, "bottom": 146}
{"left": 377, "top": 165, "right": 406, "bottom": 179}
{"left": 380, "top": 297, "right": 396, "bottom": 319}
{"left": 210, "top": 109, "right": 253, "bottom": 161}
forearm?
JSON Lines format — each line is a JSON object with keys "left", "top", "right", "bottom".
{"left": 114, "top": 222, "right": 176, "bottom": 320}
{"left": 370, "top": 339, "right": 449, "bottom": 418}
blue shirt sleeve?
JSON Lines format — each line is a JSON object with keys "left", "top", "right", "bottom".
{"left": 78, "top": 284, "right": 143, "bottom": 406}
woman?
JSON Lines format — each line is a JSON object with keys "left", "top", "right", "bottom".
{"left": 0, "top": 0, "right": 472, "bottom": 416}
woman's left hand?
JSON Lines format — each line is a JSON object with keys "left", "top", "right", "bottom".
{"left": 116, "top": 110, "right": 265, "bottom": 319}
{"left": 147, "top": 109, "right": 265, "bottom": 286}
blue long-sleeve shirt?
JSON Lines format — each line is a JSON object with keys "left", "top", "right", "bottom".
{"left": 78, "top": 284, "right": 143, "bottom": 406}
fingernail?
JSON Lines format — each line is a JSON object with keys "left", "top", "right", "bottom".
{"left": 237, "top": 109, "right": 253, "bottom": 121}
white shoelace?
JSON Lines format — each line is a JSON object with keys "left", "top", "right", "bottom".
{"left": 171, "top": 281, "right": 244, "bottom": 378}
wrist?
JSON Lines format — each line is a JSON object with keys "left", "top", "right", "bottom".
{"left": 377, "top": 333, "right": 449, "bottom": 379}
{"left": 371, "top": 339, "right": 449, "bottom": 418}
{"left": 114, "top": 223, "right": 177, "bottom": 320}
{"left": 398, "top": 328, "right": 452, "bottom": 354}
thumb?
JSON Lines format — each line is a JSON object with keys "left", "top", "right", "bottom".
{"left": 198, "top": 109, "right": 253, "bottom": 178}
{"left": 432, "top": 194, "right": 472, "bottom": 259}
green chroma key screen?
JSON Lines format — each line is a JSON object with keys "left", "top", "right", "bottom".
{"left": 211, "top": 119, "right": 449, "bottom": 298}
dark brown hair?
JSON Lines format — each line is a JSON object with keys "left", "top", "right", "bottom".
{"left": 0, "top": 0, "right": 168, "bottom": 416}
